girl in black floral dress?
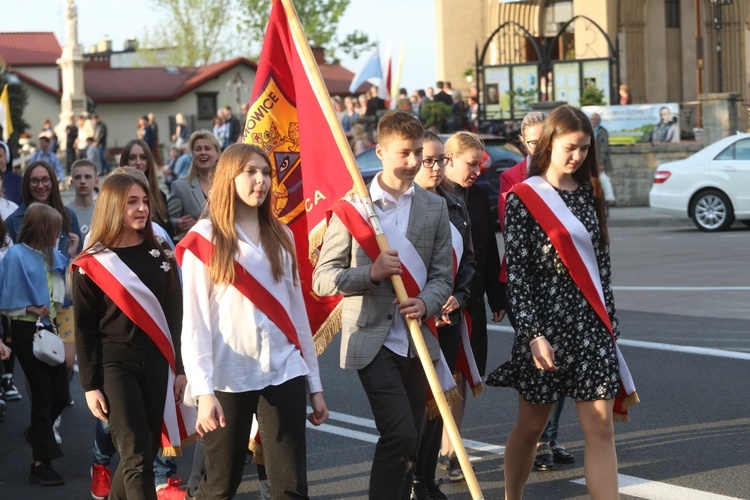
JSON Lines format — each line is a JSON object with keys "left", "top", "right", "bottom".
{"left": 487, "top": 105, "right": 637, "bottom": 500}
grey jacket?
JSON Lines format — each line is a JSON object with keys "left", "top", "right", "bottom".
{"left": 313, "top": 184, "right": 454, "bottom": 370}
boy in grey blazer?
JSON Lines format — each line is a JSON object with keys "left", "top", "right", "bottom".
{"left": 313, "top": 111, "right": 453, "bottom": 499}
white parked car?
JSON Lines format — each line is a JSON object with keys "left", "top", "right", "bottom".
{"left": 649, "top": 133, "right": 750, "bottom": 231}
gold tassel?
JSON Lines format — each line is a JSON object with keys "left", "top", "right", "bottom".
{"left": 249, "top": 437, "right": 265, "bottom": 465}
{"left": 621, "top": 391, "right": 641, "bottom": 411}
{"left": 160, "top": 446, "right": 180, "bottom": 457}
{"left": 425, "top": 386, "right": 464, "bottom": 420}
{"left": 160, "top": 432, "right": 200, "bottom": 457}
{"left": 313, "top": 302, "right": 342, "bottom": 356}
{"left": 470, "top": 382, "right": 484, "bottom": 398}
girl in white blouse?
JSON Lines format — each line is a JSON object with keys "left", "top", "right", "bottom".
{"left": 177, "top": 143, "right": 328, "bottom": 499}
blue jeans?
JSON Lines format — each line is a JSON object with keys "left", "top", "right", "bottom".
{"left": 540, "top": 399, "right": 566, "bottom": 442}
{"left": 97, "top": 144, "right": 110, "bottom": 174}
{"left": 91, "top": 407, "right": 178, "bottom": 486}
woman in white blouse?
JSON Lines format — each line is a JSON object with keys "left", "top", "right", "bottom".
{"left": 176, "top": 143, "right": 328, "bottom": 499}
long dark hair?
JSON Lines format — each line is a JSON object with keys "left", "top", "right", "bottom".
{"left": 21, "top": 161, "right": 72, "bottom": 233}
{"left": 119, "top": 139, "right": 169, "bottom": 222}
{"left": 527, "top": 105, "right": 608, "bottom": 248}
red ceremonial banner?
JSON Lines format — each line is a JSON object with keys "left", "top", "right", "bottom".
{"left": 242, "top": 0, "right": 352, "bottom": 351}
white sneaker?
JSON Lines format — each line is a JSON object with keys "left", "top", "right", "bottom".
{"left": 53, "top": 415, "right": 62, "bottom": 444}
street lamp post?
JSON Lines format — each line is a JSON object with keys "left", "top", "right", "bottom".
{"left": 709, "top": 0, "right": 733, "bottom": 93}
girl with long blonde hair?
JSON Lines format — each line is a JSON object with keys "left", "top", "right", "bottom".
{"left": 177, "top": 143, "right": 328, "bottom": 498}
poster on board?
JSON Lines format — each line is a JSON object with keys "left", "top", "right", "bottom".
{"left": 484, "top": 66, "right": 511, "bottom": 119}
{"left": 582, "top": 103, "right": 681, "bottom": 144}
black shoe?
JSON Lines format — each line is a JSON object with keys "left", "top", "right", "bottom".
{"left": 29, "top": 462, "right": 65, "bottom": 486}
{"left": 549, "top": 439, "right": 575, "bottom": 464}
{"left": 0, "top": 398, "right": 6, "bottom": 421}
{"left": 426, "top": 478, "right": 448, "bottom": 500}
{"left": 1, "top": 375, "right": 21, "bottom": 401}
{"left": 412, "top": 479, "right": 448, "bottom": 500}
{"left": 534, "top": 443, "right": 555, "bottom": 471}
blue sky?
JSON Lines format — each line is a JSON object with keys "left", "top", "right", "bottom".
{"left": 5, "top": 0, "right": 437, "bottom": 94}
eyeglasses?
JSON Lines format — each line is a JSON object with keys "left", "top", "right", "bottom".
{"left": 30, "top": 177, "right": 52, "bottom": 187}
{"left": 525, "top": 140, "right": 539, "bottom": 149}
{"left": 423, "top": 156, "right": 449, "bottom": 168}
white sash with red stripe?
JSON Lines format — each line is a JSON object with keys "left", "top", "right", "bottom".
{"left": 74, "top": 250, "right": 197, "bottom": 454}
{"left": 176, "top": 224, "right": 304, "bottom": 353}
{"left": 334, "top": 198, "right": 459, "bottom": 412}
{"left": 512, "top": 176, "right": 638, "bottom": 419}
{"left": 449, "top": 222, "right": 483, "bottom": 396}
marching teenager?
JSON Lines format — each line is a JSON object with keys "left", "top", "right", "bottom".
{"left": 0, "top": 203, "right": 76, "bottom": 486}
{"left": 499, "top": 112, "right": 576, "bottom": 471}
{"left": 313, "top": 111, "right": 453, "bottom": 500}
{"left": 72, "top": 172, "right": 193, "bottom": 500}
{"left": 177, "top": 143, "right": 328, "bottom": 499}
{"left": 486, "top": 105, "right": 638, "bottom": 500}
{"left": 439, "top": 131, "right": 504, "bottom": 481}
{"left": 412, "top": 131, "right": 475, "bottom": 500}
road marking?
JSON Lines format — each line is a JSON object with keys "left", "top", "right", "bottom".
{"left": 613, "top": 286, "right": 750, "bottom": 291}
{"left": 308, "top": 409, "right": 734, "bottom": 499}
{"left": 572, "top": 474, "right": 743, "bottom": 500}
{"left": 616, "top": 339, "right": 750, "bottom": 360}
{"left": 487, "top": 325, "right": 750, "bottom": 360}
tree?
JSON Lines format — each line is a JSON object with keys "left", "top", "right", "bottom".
{"left": 238, "top": 0, "right": 374, "bottom": 62}
{"left": 141, "top": 0, "right": 235, "bottom": 67}
{"left": 580, "top": 85, "right": 605, "bottom": 106}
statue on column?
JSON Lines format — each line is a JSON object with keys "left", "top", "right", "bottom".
{"left": 65, "top": 0, "right": 78, "bottom": 54}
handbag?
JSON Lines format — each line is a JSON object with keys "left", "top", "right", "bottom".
{"left": 32, "top": 317, "right": 65, "bottom": 366}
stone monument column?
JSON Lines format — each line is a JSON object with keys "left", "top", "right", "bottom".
{"left": 56, "top": 0, "right": 87, "bottom": 154}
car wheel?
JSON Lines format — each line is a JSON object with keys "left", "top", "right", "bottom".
{"left": 690, "top": 189, "right": 734, "bottom": 232}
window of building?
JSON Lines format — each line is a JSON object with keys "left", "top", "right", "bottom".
{"left": 665, "top": 0, "right": 680, "bottom": 28}
{"left": 197, "top": 92, "right": 218, "bottom": 120}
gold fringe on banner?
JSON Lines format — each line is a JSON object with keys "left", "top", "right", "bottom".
{"left": 307, "top": 219, "right": 328, "bottom": 267}
{"left": 313, "top": 301, "right": 342, "bottom": 355}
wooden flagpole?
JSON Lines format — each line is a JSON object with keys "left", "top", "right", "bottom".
{"left": 278, "top": 1, "right": 484, "bottom": 498}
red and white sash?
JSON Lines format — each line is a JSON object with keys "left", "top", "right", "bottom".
{"left": 448, "top": 222, "right": 483, "bottom": 397}
{"left": 175, "top": 228, "right": 302, "bottom": 353}
{"left": 73, "top": 251, "right": 198, "bottom": 455}
{"left": 331, "top": 197, "right": 460, "bottom": 414}
{"left": 511, "top": 176, "right": 639, "bottom": 420}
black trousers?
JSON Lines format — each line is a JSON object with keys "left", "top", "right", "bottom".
{"left": 358, "top": 347, "right": 428, "bottom": 500}
{"left": 466, "top": 299, "right": 489, "bottom": 376}
{"left": 415, "top": 321, "right": 461, "bottom": 481}
{"left": 103, "top": 360, "right": 168, "bottom": 500}
{"left": 10, "top": 319, "right": 68, "bottom": 462}
{"left": 197, "top": 376, "right": 308, "bottom": 500}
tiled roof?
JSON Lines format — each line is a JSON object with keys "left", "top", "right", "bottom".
{"left": 319, "top": 62, "right": 371, "bottom": 96}
{"left": 83, "top": 57, "right": 258, "bottom": 102}
{"left": 0, "top": 32, "right": 62, "bottom": 66}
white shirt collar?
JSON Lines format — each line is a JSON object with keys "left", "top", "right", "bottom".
{"left": 369, "top": 171, "right": 415, "bottom": 205}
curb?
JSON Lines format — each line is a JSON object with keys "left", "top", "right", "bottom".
{"left": 607, "top": 217, "right": 694, "bottom": 228}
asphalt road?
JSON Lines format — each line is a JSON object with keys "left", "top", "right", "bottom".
{"left": 1, "top": 224, "right": 748, "bottom": 499}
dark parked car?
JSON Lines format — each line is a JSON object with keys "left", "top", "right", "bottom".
{"left": 354, "top": 134, "right": 523, "bottom": 224}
